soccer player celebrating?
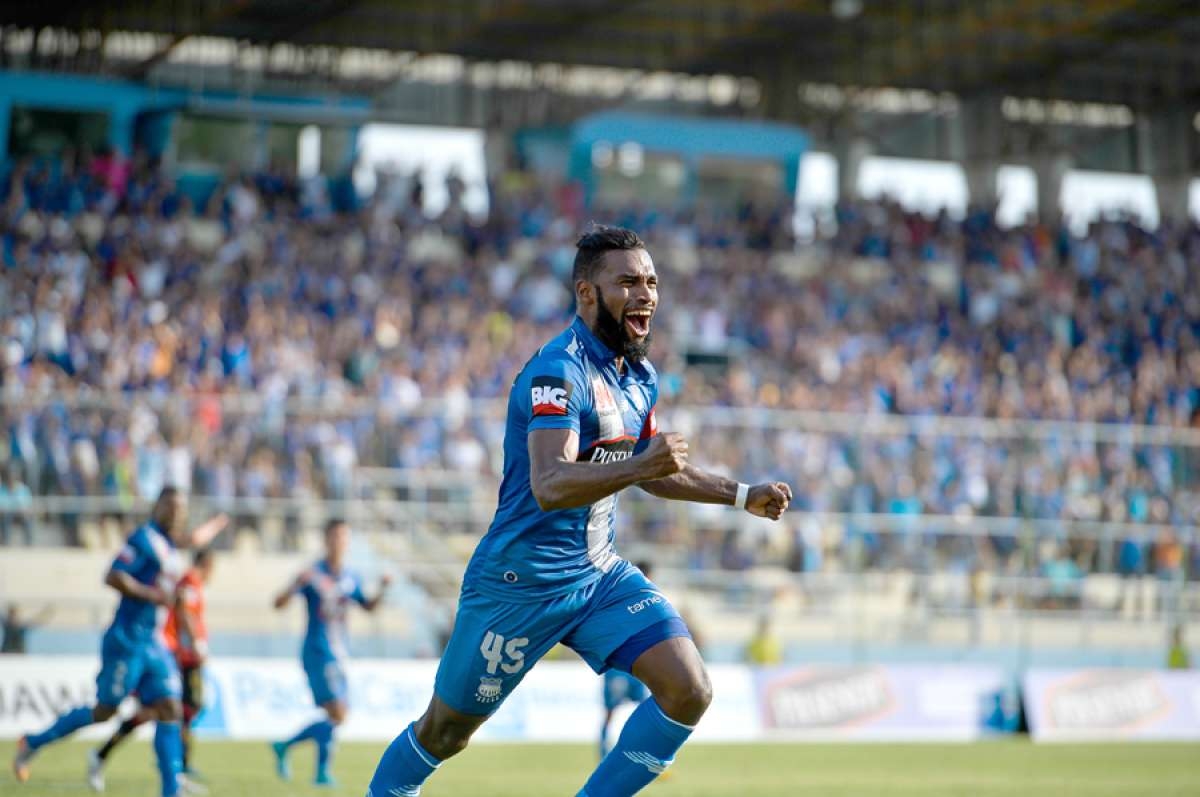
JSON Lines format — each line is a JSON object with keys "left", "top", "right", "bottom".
{"left": 12, "top": 488, "right": 227, "bottom": 797}
{"left": 271, "top": 519, "right": 391, "bottom": 787}
{"left": 88, "top": 547, "right": 217, "bottom": 792}
{"left": 367, "top": 226, "right": 792, "bottom": 797}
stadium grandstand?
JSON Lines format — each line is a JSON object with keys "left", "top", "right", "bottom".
{"left": 2, "top": 1, "right": 1200, "bottom": 795}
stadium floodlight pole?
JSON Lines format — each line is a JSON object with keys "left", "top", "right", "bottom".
{"left": 365, "top": 226, "right": 792, "bottom": 797}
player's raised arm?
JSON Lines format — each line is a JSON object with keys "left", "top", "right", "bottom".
{"left": 528, "top": 428, "right": 687, "bottom": 511}
{"left": 360, "top": 573, "right": 393, "bottom": 612}
{"left": 273, "top": 571, "right": 308, "bottom": 610}
{"left": 188, "top": 513, "right": 229, "bottom": 549}
{"left": 639, "top": 462, "right": 793, "bottom": 521}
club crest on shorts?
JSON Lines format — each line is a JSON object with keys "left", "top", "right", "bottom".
{"left": 476, "top": 676, "right": 504, "bottom": 703}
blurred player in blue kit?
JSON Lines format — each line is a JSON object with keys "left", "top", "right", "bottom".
{"left": 366, "top": 226, "right": 792, "bottom": 797}
{"left": 271, "top": 518, "right": 391, "bottom": 787}
{"left": 11, "top": 487, "right": 227, "bottom": 797}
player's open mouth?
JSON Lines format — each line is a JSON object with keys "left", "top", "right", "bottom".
{"left": 624, "top": 310, "right": 652, "bottom": 338}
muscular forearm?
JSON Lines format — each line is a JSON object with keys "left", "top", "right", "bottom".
{"left": 106, "top": 570, "right": 165, "bottom": 604}
{"left": 189, "top": 514, "right": 228, "bottom": 549}
{"left": 274, "top": 573, "right": 305, "bottom": 610}
{"left": 533, "top": 456, "right": 649, "bottom": 511}
{"left": 638, "top": 464, "right": 737, "bottom": 505}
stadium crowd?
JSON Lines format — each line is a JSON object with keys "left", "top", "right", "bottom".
{"left": 1, "top": 149, "right": 1199, "bottom": 583}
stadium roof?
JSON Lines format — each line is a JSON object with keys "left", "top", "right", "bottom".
{"left": 4, "top": 0, "right": 1200, "bottom": 112}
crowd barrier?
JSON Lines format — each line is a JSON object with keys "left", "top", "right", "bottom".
{"left": 0, "top": 656, "right": 1046, "bottom": 742}
{"left": 1024, "top": 668, "right": 1200, "bottom": 741}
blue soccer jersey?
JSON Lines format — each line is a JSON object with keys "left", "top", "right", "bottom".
{"left": 463, "top": 317, "right": 659, "bottom": 599}
{"left": 297, "top": 560, "right": 367, "bottom": 662}
{"left": 108, "top": 522, "right": 184, "bottom": 641}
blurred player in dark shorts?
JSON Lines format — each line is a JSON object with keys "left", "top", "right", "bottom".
{"left": 89, "top": 547, "right": 216, "bottom": 793}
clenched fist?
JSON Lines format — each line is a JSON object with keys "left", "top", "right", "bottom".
{"left": 745, "top": 482, "right": 792, "bottom": 520}
{"left": 639, "top": 432, "right": 689, "bottom": 479}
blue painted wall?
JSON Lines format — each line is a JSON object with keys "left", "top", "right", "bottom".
{"left": 0, "top": 70, "right": 185, "bottom": 155}
{"left": 568, "top": 111, "right": 808, "bottom": 204}
{"left": 0, "top": 69, "right": 369, "bottom": 165}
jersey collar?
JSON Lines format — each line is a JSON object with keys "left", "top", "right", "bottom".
{"left": 570, "top": 315, "right": 652, "bottom": 382}
{"left": 571, "top": 316, "right": 619, "bottom": 369}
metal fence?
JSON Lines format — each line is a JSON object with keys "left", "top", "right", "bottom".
{"left": 2, "top": 391, "right": 1198, "bottom": 661}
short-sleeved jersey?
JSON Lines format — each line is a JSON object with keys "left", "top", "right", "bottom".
{"left": 464, "top": 316, "right": 659, "bottom": 599}
{"left": 108, "top": 522, "right": 185, "bottom": 642}
{"left": 296, "top": 559, "right": 367, "bottom": 661}
{"left": 164, "top": 568, "right": 207, "bottom": 668}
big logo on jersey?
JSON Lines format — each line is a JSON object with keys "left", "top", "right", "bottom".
{"left": 531, "top": 376, "right": 571, "bottom": 417}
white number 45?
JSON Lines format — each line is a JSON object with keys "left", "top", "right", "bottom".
{"left": 480, "top": 631, "right": 529, "bottom": 675}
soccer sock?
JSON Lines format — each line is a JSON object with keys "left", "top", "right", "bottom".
{"left": 579, "top": 698, "right": 694, "bottom": 797}
{"left": 180, "top": 726, "right": 192, "bottom": 773}
{"left": 366, "top": 722, "right": 442, "bottom": 797}
{"left": 27, "top": 706, "right": 95, "bottom": 750}
{"left": 153, "top": 721, "right": 183, "bottom": 797}
{"left": 97, "top": 716, "right": 146, "bottom": 761}
{"left": 313, "top": 720, "right": 336, "bottom": 775}
{"left": 283, "top": 719, "right": 326, "bottom": 749}
{"left": 599, "top": 716, "right": 612, "bottom": 758}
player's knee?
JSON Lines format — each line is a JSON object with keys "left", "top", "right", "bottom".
{"left": 326, "top": 702, "right": 348, "bottom": 725}
{"left": 683, "top": 672, "right": 714, "bottom": 715}
{"left": 658, "top": 671, "right": 712, "bottom": 723}
{"left": 416, "top": 715, "right": 474, "bottom": 760}
{"left": 93, "top": 704, "right": 118, "bottom": 722}
{"left": 156, "top": 698, "right": 183, "bottom": 723}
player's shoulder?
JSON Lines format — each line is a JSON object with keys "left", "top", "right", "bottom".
{"left": 516, "top": 326, "right": 590, "bottom": 408}
{"left": 527, "top": 325, "right": 588, "bottom": 377}
{"left": 128, "top": 523, "right": 170, "bottom": 557}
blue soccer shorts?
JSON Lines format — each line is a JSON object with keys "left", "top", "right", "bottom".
{"left": 303, "top": 653, "right": 349, "bottom": 707}
{"left": 603, "top": 670, "right": 649, "bottom": 711}
{"left": 435, "top": 558, "right": 690, "bottom": 715}
{"left": 95, "top": 628, "right": 181, "bottom": 708}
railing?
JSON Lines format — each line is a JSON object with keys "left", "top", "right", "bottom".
{"left": 6, "top": 493, "right": 1198, "bottom": 566}
{"left": 3, "top": 390, "right": 1198, "bottom": 660}
{"left": 4, "top": 390, "right": 1200, "bottom": 443}
{"left": 2, "top": 567, "right": 1195, "bottom": 665}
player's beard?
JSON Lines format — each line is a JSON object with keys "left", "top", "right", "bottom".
{"left": 594, "top": 287, "right": 651, "bottom": 363}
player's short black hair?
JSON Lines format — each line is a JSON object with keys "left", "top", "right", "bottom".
{"left": 324, "top": 517, "right": 348, "bottom": 536}
{"left": 572, "top": 225, "right": 645, "bottom": 284}
{"left": 634, "top": 560, "right": 654, "bottom": 578}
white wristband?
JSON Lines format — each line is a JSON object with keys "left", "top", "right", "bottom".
{"left": 734, "top": 483, "right": 750, "bottom": 511}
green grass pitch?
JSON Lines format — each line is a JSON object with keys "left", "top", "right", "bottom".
{"left": 2, "top": 739, "right": 1197, "bottom": 796}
